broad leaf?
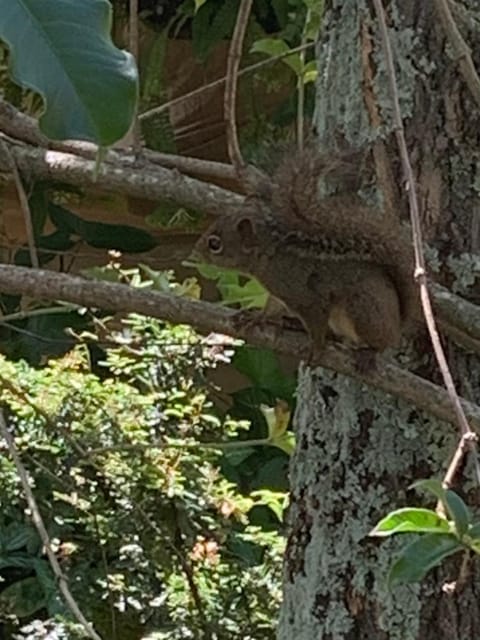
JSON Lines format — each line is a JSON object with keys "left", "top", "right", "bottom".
{"left": 412, "top": 479, "right": 472, "bottom": 537}
{"left": 370, "top": 508, "right": 450, "bottom": 537}
{"left": 389, "top": 533, "right": 462, "bottom": 585}
{"left": 0, "top": 576, "right": 46, "bottom": 618}
{"left": 0, "top": 0, "right": 138, "bottom": 144}
{"left": 1, "top": 522, "right": 38, "bottom": 552}
{"left": 410, "top": 478, "right": 446, "bottom": 501}
{"left": 251, "top": 38, "right": 302, "bottom": 76}
{"left": 444, "top": 490, "right": 471, "bottom": 537}
{"left": 233, "top": 348, "right": 296, "bottom": 399}
{"left": 467, "top": 521, "right": 480, "bottom": 539}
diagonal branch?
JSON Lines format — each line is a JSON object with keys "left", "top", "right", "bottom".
{"left": 224, "top": 0, "right": 253, "bottom": 174}
{"left": 0, "top": 264, "right": 479, "bottom": 429}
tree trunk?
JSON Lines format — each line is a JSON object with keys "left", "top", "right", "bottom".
{"left": 279, "top": 2, "right": 480, "bottom": 638}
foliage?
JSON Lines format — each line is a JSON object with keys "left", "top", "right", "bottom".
{"left": 0, "top": 0, "right": 138, "bottom": 145}
{"left": 0, "top": 295, "right": 286, "bottom": 639}
{"left": 370, "top": 479, "right": 480, "bottom": 586}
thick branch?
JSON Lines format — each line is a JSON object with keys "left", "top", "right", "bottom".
{"left": 0, "top": 264, "right": 479, "bottom": 429}
{"left": 0, "top": 140, "right": 242, "bottom": 216}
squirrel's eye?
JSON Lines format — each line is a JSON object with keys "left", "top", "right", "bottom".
{"left": 207, "top": 235, "right": 223, "bottom": 254}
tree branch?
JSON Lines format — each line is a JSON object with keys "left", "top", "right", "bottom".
{"left": 0, "top": 138, "right": 242, "bottom": 216}
{"left": 0, "top": 264, "right": 479, "bottom": 429}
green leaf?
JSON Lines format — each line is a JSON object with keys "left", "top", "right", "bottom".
{"left": 412, "top": 479, "right": 472, "bottom": 538}
{"left": 0, "top": 522, "right": 38, "bottom": 552}
{"left": 233, "top": 348, "right": 296, "bottom": 399}
{"left": 218, "top": 280, "right": 268, "bottom": 308}
{"left": 467, "top": 522, "right": 480, "bottom": 554}
{"left": 191, "top": 262, "right": 268, "bottom": 308}
{"left": 389, "top": 533, "right": 462, "bottom": 586}
{"left": 303, "top": 60, "right": 318, "bottom": 85}
{"left": 251, "top": 38, "right": 302, "bottom": 76}
{"left": 0, "top": 554, "right": 39, "bottom": 571}
{"left": 444, "top": 490, "right": 471, "bottom": 538}
{"left": 411, "top": 478, "right": 445, "bottom": 501}
{"left": 0, "top": 576, "right": 46, "bottom": 618}
{"left": 0, "top": 0, "right": 138, "bottom": 145}
{"left": 370, "top": 508, "right": 450, "bottom": 537}
{"left": 48, "top": 204, "right": 157, "bottom": 253}
{"left": 194, "top": 0, "right": 208, "bottom": 10}
{"left": 269, "top": 431, "right": 296, "bottom": 455}
{"left": 468, "top": 521, "right": 480, "bottom": 539}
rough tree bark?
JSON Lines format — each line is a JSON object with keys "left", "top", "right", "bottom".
{"left": 279, "top": 2, "right": 480, "bottom": 639}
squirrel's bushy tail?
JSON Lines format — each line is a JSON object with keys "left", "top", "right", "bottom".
{"left": 255, "top": 145, "right": 418, "bottom": 323}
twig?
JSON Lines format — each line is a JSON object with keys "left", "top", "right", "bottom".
{"left": 128, "top": 0, "right": 141, "bottom": 153}
{"left": 138, "top": 42, "right": 315, "bottom": 122}
{"left": 0, "top": 411, "right": 102, "bottom": 640}
{"left": 0, "top": 305, "right": 78, "bottom": 324}
{"left": 372, "top": 0, "right": 480, "bottom": 487}
{"left": 0, "top": 138, "right": 38, "bottom": 268}
{"left": 224, "top": 0, "right": 253, "bottom": 175}
{"left": 0, "top": 102, "right": 242, "bottom": 184}
{"left": 434, "top": 0, "right": 480, "bottom": 109}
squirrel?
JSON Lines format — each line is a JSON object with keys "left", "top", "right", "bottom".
{"left": 193, "top": 147, "right": 417, "bottom": 363}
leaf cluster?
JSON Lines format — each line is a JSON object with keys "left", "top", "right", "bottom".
{"left": 371, "top": 479, "right": 480, "bottom": 586}
{"left": 0, "top": 303, "right": 286, "bottom": 639}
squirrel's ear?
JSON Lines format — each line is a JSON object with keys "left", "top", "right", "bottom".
{"left": 236, "top": 217, "right": 258, "bottom": 250}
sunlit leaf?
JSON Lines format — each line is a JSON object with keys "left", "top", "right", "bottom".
{"left": 370, "top": 508, "right": 450, "bottom": 537}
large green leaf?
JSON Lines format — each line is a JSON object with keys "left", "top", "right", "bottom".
{"left": 0, "top": 0, "right": 138, "bottom": 145}
{"left": 0, "top": 576, "right": 46, "bottom": 618}
{"left": 389, "top": 533, "right": 462, "bottom": 585}
{"left": 370, "top": 508, "right": 450, "bottom": 537}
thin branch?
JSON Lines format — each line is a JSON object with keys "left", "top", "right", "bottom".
{"left": 224, "top": 0, "right": 253, "bottom": 175}
{"left": 372, "top": 0, "right": 480, "bottom": 487}
{"left": 138, "top": 42, "right": 315, "bottom": 122}
{"left": 434, "top": 0, "right": 480, "bottom": 109}
{"left": 0, "top": 138, "right": 38, "bottom": 268}
{"left": 128, "top": 0, "right": 141, "bottom": 152}
{"left": 0, "top": 101, "right": 241, "bottom": 184}
{"left": 0, "top": 411, "right": 102, "bottom": 640}
{"left": 0, "top": 264, "right": 478, "bottom": 429}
